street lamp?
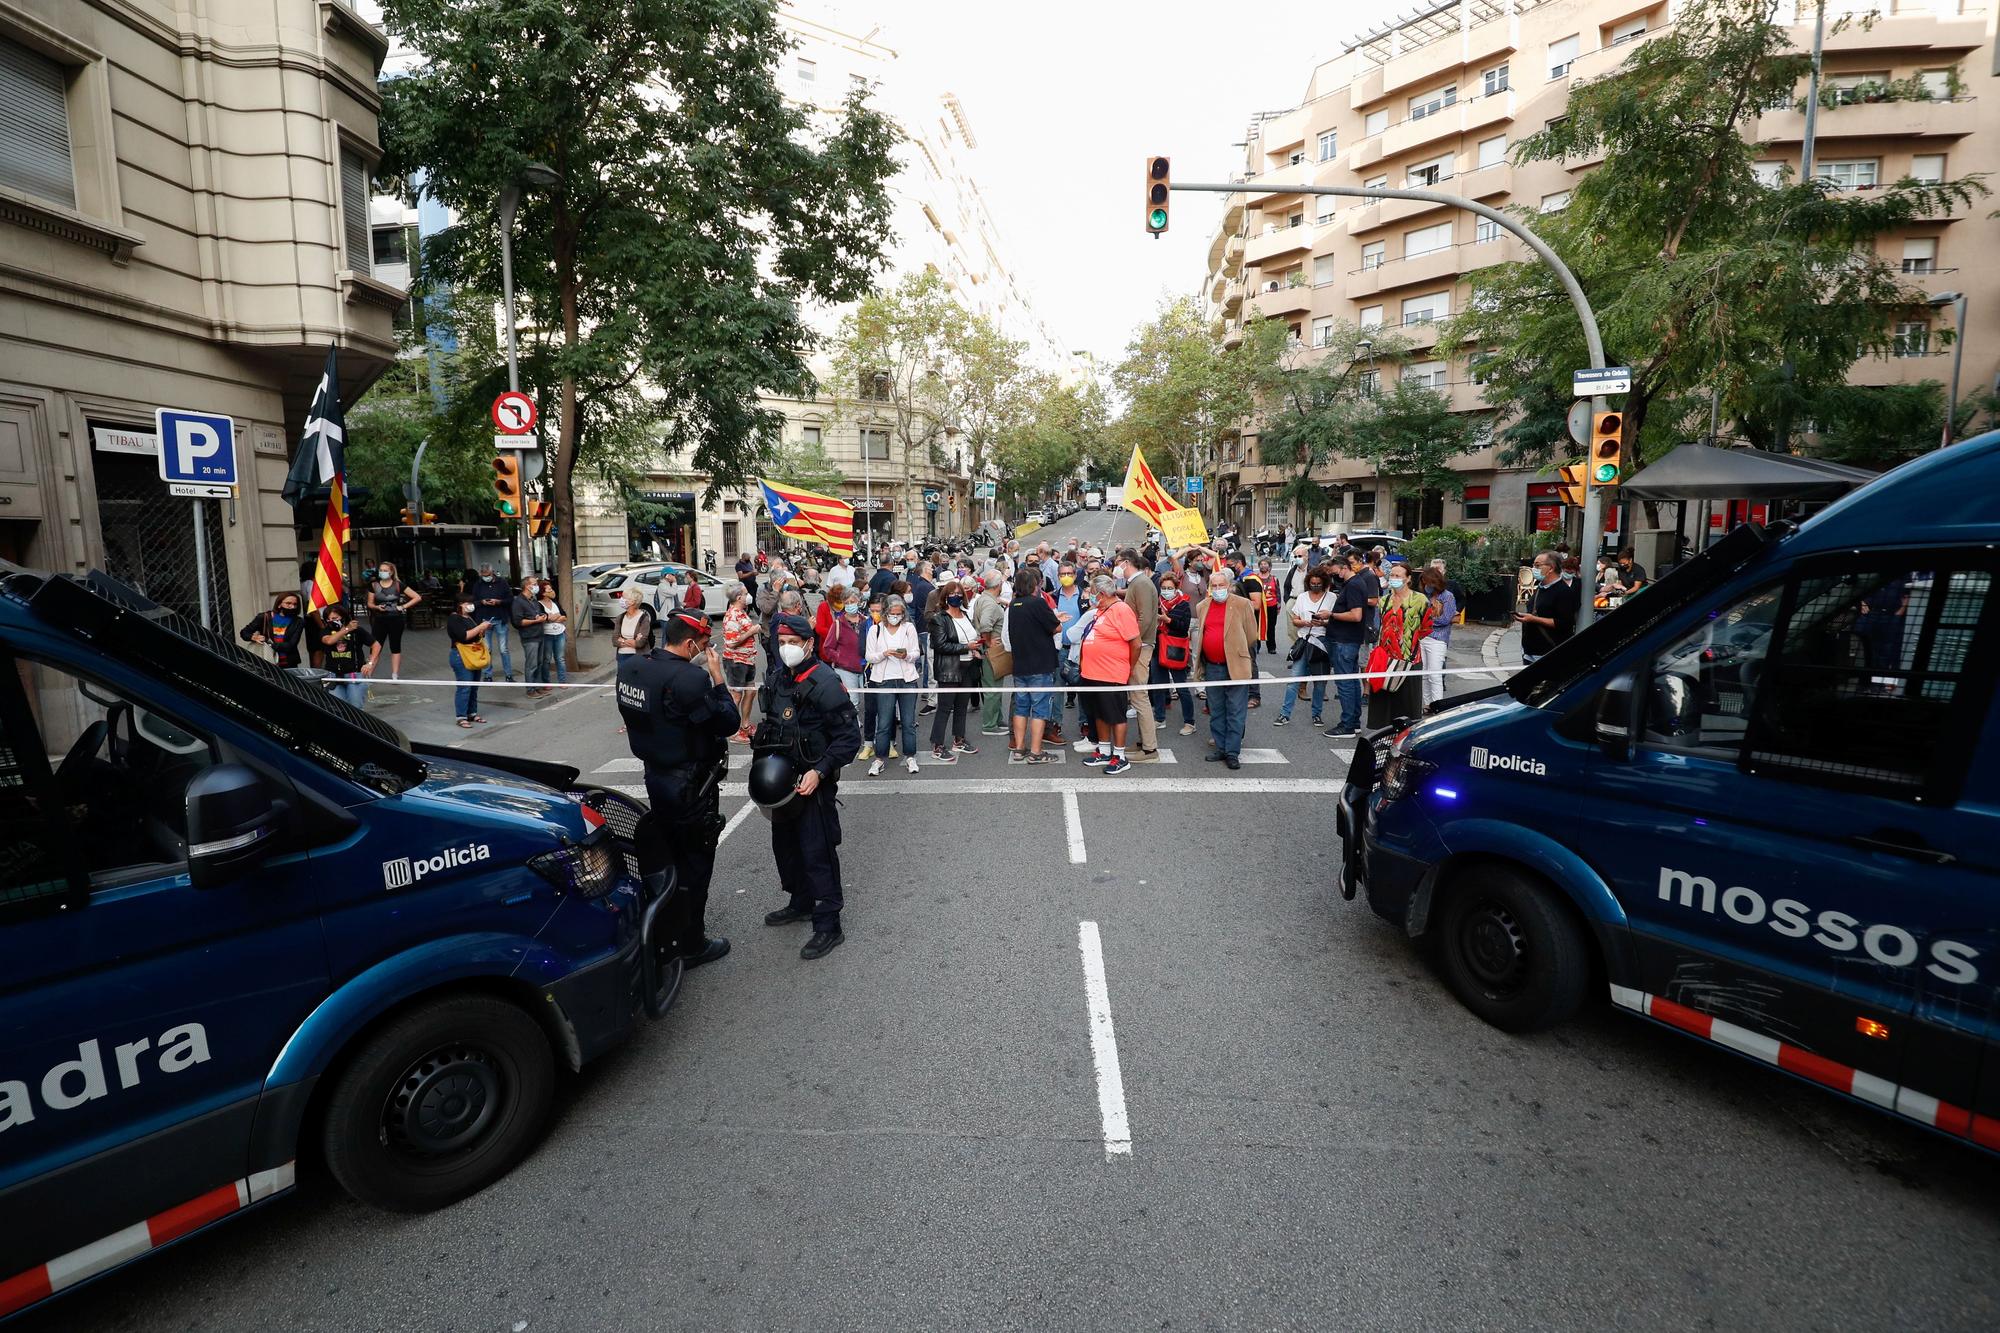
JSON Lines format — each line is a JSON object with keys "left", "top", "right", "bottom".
{"left": 1928, "top": 291, "right": 1967, "bottom": 448}
{"left": 497, "top": 161, "right": 562, "bottom": 399}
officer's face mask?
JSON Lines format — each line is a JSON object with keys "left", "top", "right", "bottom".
{"left": 778, "top": 642, "right": 810, "bottom": 667}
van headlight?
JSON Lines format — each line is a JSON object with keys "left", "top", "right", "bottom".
{"left": 528, "top": 838, "right": 622, "bottom": 898}
{"left": 1379, "top": 727, "right": 1436, "bottom": 804}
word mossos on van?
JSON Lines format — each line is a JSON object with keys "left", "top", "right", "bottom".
{"left": 1, "top": 1023, "right": 212, "bottom": 1133}
{"left": 1469, "top": 745, "right": 1547, "bottom": 776}
{"left": 1658, "top": 867, "right": 1980, "bottom": 984}
{"left": 383, "top": 842, "right": 492, "bottom": 891}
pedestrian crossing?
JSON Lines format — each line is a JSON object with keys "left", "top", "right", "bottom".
{"left": 585, "top": 737, "right": 1356, "bottom": 784}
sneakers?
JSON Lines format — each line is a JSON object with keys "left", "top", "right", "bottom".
{"left": 1103, "top": 756, "right": 1132, "bottom": 775}
{"left": 868, "top": 758, "right": 885, "bottom": 777}
{"left": 930, "top": 747, "right": 956, "bottom": 764}
{"left": 906, "top": 756, "right": 921, "bottom": 774}
{"left": 1311, "top": 716, "right": 1325, "bottom": 727}
{"left": 981, "top": 727, "right": 1011, "bottom": 737}
{"left": 1073, "top": 739, "right": 1097, "bottom": 753}
{"left": 1272, "top": 715, "right": 1290, "bottom": 727}
{"left": 1081, "top": 751, "right": 1111, "bottom": 768}
{"left": 953, "top": 740, "right": 978, "bottom": 754}
{"left": 918, "top": 702, "right": 937, "bottom": 716}
{"left": 1179, "top": 722, "right": 1197, "bottom": 736}
{"left": 857, "top": 743, "right": 876, "bottom": 762}
{"left": 1124, "top": 706, "right": 1138, "bottom": 719}
{"left": 1129, "top": 748, "right": 1160, "bottom": 763}
{"left": 1324, "top": 724, "right": 1358, "bottom": 738}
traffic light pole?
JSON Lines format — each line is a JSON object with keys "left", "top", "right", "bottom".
{"left": 1171, "top": 180, "right": 1609, "bottom": 627}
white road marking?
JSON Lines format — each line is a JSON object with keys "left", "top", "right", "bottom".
{"left": 1076, "top": 920, "right": 1132, "bottom": 1159}
{"left": 613, "top": 777, "right": 1337, "bottom": 799}
{"left": 594, "top": 757, "right": 644, "bottom": 772}
{"left": 717, "top": 798, "right": 757, "bottom": 845}
{"left": 1234, "top": 748, "right": 1290, "bottom": 764}
{"left": 1063, "top": 790, "right": 1086, "bottom": 864}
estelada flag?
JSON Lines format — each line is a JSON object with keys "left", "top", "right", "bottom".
{"left": 284, "top": 347, "right": 348, "bottom": 612}
{"left": 758, "top": 478, "right": 856, "bottom": 559}
{"left": 1123, "top": 445, "right": 1209, "bottom": 547}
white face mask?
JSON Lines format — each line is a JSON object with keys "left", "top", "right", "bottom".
{"left": 886, "top": 613, "right": 903, "bottom": 624}
{"left": 1210, "top": 588, "right": 1229, "bottom": 603}
{"left": 778, "top": 642, "right": 809, "bottom": 667}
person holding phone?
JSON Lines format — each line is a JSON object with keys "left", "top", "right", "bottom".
{"left": 1274, "top": 569, "right": 1336, "bottom": 727}
{"left": 863, "top": 593, "right": 920, "bottom": 775}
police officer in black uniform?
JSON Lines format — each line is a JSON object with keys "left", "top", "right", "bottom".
{"left": 617, "top": 609, "right": 739, "bottom": 968}
{"left": 756, "top": 613, "right": 862, "bottom": 959}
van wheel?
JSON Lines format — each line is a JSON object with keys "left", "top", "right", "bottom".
{"left": 1435, "top": 866, "right": 1589, "bottom": 1033}
{"left": 321, "top": 995, "right": 555, "bottom": 1212}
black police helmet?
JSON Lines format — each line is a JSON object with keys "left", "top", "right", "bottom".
{"left": 748, "top": 751, "right": 802, "bottom": 820}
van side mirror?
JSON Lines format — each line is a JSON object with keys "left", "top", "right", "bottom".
{"left": 1646, "top": 671, "right": 1704, "bottom": 739}
{"left": 186, "top": 764, "right": 282, "bottom": 889}
{"left": 1596, "top": 670, "right": 1638, "bottom": 759}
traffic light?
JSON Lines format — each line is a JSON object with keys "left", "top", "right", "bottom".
{"left": 491, "top": 455, "right": 522, "bottom": 517}
{"left": 1145, "top": 156, "right": 1170, "bottom": 236}
{"left": 1588, "top": 411, "right": 1624, "bottom": 487}
{"left": 1556, "top": 464, "right": 1586, "bottom": 508}
{"left": 528, "top": 500, "right": 553, "bottom": 539}
{"left": 399, "top": 505, "right": 418, "bottom": 526}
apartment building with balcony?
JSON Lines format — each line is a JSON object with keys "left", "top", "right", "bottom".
{"left": 0, "top": 0, "right": 401, "bottom": 627}
{"left": 1204, "top": 0, "right": 1997, "bottom": 537}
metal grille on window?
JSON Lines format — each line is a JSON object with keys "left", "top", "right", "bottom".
{"left": 340, "top": 149, "right": 371, "bottom": 277}
{"left": 0, "top": 36, "right": 77, "bottom": 207}
{"left": 92, "top": 448, "right": 233, "bottom": 631}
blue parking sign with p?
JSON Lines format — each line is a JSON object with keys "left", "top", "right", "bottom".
{"left": 154, "top": 408, "right": 238, "bottom": 487}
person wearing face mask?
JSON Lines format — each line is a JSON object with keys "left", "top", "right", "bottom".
{"left": 512, "top": 576, "right": 552, "bottom": 698}
{"left": 537, "top": 579, "right": 570, "bottom": 688}
{"left": 466, "top": 561, "right": 516, "bottom": 680}
{"left": 1149, "top": 574, "right": 1197, "bottom": 736}
{"left": 314, "top": 602, "right": 375, "bottom": 707}
{"left": 1517, "top": 550, "right": 1578, "bottom": 664}
{"left": 1367, "top": 562, "right": 1434, "bottom": 728}
{"left": 817, "top": 583, "right": 867, "bottom": 698}
{"left": 754, "top": 615, "right": 861, "bottom": 960}
{"left": 1077, "top": 575, "right": 1141, "bottom": 775}
{"left": 365, "top": 559, "right": 422, "bottom": 680}
{"left": 240, "top": 592, "right": 308, "bottom": 669}
{"left": 1257, "top": 557, "right": 1280, "bottom": 656}
{"left": 864, "top": 594, "right": 921, "bottom": 775}
{"left": 1192, "top": 570, "right": 1257, "bottom": 769}
{"left": 925, "top": 585, "right": 983, "bottom": 763}
{"left": 1115, "top": 548, "right": 1160, "bottom": 761}
{"left": 617, "top": 610, "right": 737, "bottom": 970}
{"left": 445, "top": 593, "right": 494, "bottom": 727}
{"left": 906, "top": 560, "right": 937, "bottom": 714}
{"left": 1273, "top": 569, "right": 1335, "bottom": 728}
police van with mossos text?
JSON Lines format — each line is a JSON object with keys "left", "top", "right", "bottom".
{"left": 1338, "top": 433, "right": 2000, "bottom": 1154}
{"left": 0, "top": 566, "right": 684, "bottom": 1319}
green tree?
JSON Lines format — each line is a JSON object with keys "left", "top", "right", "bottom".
{"left": 377, "top": 0, "right": 898, "bottom": 578}
{"left": 1366, "top": 381, "right": 1483, "bottom": 503}
{"left": 994, "top": 377, "right": 1104, "bottom": 506}
{"left": 1448, "top": 0, "right": 1984, "bottom": 470}
{"left": 1112, "top": 296, "right": 1258, "bottom": 523}
{"left": 764, "top": 433, "right": 848, "bottom": 496}
{"left": 1254, "top": 319, "right": 1412, "bottom": 525}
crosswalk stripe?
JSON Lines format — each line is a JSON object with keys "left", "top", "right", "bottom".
{"left": 610, "top": 778, "right": 1335, "bottom": 799}
{"left": 1233, "top": 748, "right": 1290, "bottom": 764}
{"left": 593, "top": 757, "right": 643, "bottom": 772}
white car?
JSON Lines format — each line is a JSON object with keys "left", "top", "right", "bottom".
{"left": 588, "top": 563, "right": 731, "bottom": 624}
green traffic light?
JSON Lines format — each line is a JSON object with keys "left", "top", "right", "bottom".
{"left": 498, "top": 501, "right": 519, "bottom": 516}
{"left": 1593, "top": 463, "right": 1618, "bottom": 483}
{"left": 1148, "top": 208, "right": 1168, "bottom": 229}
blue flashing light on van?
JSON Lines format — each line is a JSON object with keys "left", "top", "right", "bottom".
{"left": 0, "top": 566, "right": 683, "bottom": 1319}
{"left": 1338, "top": 432, "right": 2000, "bottom": 1153}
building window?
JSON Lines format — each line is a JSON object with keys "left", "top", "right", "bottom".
{"left": 1408, "top": 85, "right": 1457, "bottom": 121}
{"left": 1358, "top": 304, "right": 1384, "bottom": 330}
{"left": 1361, "top": 241, "right": 1385, "bottom": 270}
{"left": 1352, "top": 490, "right": 1376, "bottom": 523}
{"left": 372, "top": 225, "right": 408, "bottom": 267}
{"left": 1474, "top": 217, "right": 1501, "bottom": 244}
{"left": 1462, "top": 485, "right": 1491, "bottom": 522}
{"left": 1287, "top": 211, "right": 1304, "bottom": 229}
{"left": 1318, "top": 130, "right": 1338, "bottom": 161}
{"left": 860, "top": 427, "right": 891, "bottom": 460}
{"left": 1824, "top": 159, "right": 1879, "bottom": 190}
{"left": 1288, "top": 149, "right": 1305, "bottom": 166}
{"left": 339, "top": 149, "right": 372, "bottom": 277}
{"left": 1909, "top": 153, "right": 1945, "bottom": 184}
{"left": 1477, "top": 135, "right": 1507, "bottom": 169}
{"left": 1311, "top": 316, "right": 1335, "bottom": 348}
{"left": 801, "top": 425, "right": 823, "bottom": 447}
{"left": 1920, "top": 68, "right": 1954, "bottom": 99}
{"left": 1404, "top": 220, "right": 1453, "bottom": 257}
{"left": 1357, "top": 369, "right": 1380, "bottom": 398}
{"left": 1364, "top": 109, "right": 1388, "bottom": 137}
{"left": 1401, "top": 291, "right": 1450, "bottom": 324}
{"left": 1548, "top": 34, "right": 1579, "bottom": 80}
{"left": 796, "top": 57, "right": 817, "bottom": 82}
{"left": 1482, "top": 63, "right": 1510, "bottom": 97}
{"left": 1752, "top": 161, "right": 1785, "bottom": 187}
{"left": 0, "top": 36, "right": 76, "bottom": 208}
{"left": 1316, "top": 199, "right": 1336, "bottom": 226}
{"left": 1608, "top": 16, "right": 1647, "bottom": 45}
{"left": 1901, "top": 238, "right": 1937, "bottom": 274}
{"left": 1403, "top": 360, "right": 1448, "bottom": 390}
{"left": 1539, "top": 190, "right": 1571, "bottom": 212}
{"left": 1363, "top": 173, "right": 1388, "bottom": 190}
{"left": 1825, "top": 72, "right": 1891, "bottom": 106}
{"left": 1892, "top": 321, "right": 1929, "bottom": 357}
{"left": 1312, "top": 254, "right": 1337, "bottom": 286}
{"left": 1406, "top": 154, "right": 1452, "bottom": 187}
{"left": 1470, "top": 351, "right": 1499, "bottom": 384}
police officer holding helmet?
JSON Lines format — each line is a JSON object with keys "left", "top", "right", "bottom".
{"left": 617, "top": 609, "right": 738, "bottom": 969}
{"left": 750, "top": 613, "right": 861, "bottom": 959}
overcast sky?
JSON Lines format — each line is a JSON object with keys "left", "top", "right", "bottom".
{"left": 858, "top": 0, "right": 1407, "bottom": 364}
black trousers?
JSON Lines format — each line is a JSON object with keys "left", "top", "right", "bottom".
{"left": 644, "top": 769, "right": 720, "bottom": 954}
{"left": 929, "top": 689, "right": 970, "bottom": 748}
{"left": 773, "top": 785, "right": 843, "bottom": 932}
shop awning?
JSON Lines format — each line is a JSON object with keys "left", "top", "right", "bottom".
{"left": 1618, "top": 444, "right": 1876, "bottom": 502}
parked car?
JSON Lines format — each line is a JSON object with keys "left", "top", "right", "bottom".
{"left": 588, "top": 563, "right": 729, "bottom": 624}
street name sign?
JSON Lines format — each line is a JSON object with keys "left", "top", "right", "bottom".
{"left": 1573, "top": 366, "right": 1632, "bottom": 396}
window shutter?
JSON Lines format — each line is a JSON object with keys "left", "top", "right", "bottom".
{"left": 340, "top": 150, "right": 371, "bottom": 276}
{"left": 0, "top": 38, "right": 77, "bottom": 208}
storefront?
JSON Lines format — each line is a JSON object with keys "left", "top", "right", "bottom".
{"left": 629, "top": 490, "right": 697, "bottom": 564}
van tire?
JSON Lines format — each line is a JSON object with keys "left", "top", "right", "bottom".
{"left": 320, "top": 994, "right": 556, "bottom": 1212}
{"left": 1435, "top": 866, "right": 1589, "bottom": 1033}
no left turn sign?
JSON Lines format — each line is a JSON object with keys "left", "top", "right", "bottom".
{"left": 492, "top": 391, "right": 536, "bottom": 434}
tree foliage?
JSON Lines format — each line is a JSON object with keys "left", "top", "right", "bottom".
{"left": 1112, "top": 297, "right": 1260, "bottom": 520}
{"left": 764, "top": 433, "right": 848, "bottom": 496}
{"left": 994, "top": 377, "right": 1108, "bottom": 506}
{"left": 377, "top": 0, "right": 898, "bottom": 574}
{"left": 1448, "top": 0, "right": 1986, "bottom": 470}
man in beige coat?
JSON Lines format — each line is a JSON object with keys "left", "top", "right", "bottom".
{"left": 1117, "top": 548, "right": 1160, "bottom": 760}
{"left": 1190, "top": 567, "right": 1257, "bottom": 769}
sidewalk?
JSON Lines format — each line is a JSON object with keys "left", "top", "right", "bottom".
{"left": 345, "top": 619, "right": 616, "bottom": 749}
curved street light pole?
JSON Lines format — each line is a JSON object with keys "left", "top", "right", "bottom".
{"left": 1174, "top": 179, "right": 1611, "bottom": 626}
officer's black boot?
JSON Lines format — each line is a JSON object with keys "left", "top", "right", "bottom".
{"left": 764, "top": 902, "right": 812, "bottom": 926}
{"left": 680, "top": 937, "right": 731, "bottom": 968}
{"left": 800, "top": 928, "right": 844, "bottom": 960}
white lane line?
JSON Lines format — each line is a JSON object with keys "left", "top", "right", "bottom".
{"left": 717, "top": 798, "right": 757, "bottom": 845}
{"left": 1234, "top": 748, "right": 1291, "bottom": 764}
{"left": 1063, "top": 790, "right": 1087, "bottom": 864}
{"left": 1076, "top": 920, "right": 1132, "bottom": 1159}
{"left": 594, "top": 757, "right": 644, "bottom": 772}
{"left": 612, "top": 777, "right": 1336, "bottom": 799}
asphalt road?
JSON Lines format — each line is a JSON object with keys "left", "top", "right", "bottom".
{"left": 32, "top": 505, "right": 2000, "bottom": 1331}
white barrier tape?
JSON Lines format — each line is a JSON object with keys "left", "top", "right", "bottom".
{"left": 324, "top": 664, "right": 1514, "bottom": 694}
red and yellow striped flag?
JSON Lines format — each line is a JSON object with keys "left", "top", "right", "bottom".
{"left": 1123, "top": 445, "right": 1209, "bottom": 546}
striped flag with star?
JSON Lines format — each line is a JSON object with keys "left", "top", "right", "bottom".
{"left": 1123, "top": 444, "right": 1209, "bottom": 547}
{"left": 283, "top": 347, "right": 349, "bottom": 612}
{"left": 757, "top": 478, "right": 855, "bottom": 559}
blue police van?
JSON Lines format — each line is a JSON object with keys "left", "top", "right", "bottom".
{"left": 1339, "top": 433, "right": 1999, "bottom": 1154}
{"left": 0, "top": 566, "right": 678, "bottom": 1318}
